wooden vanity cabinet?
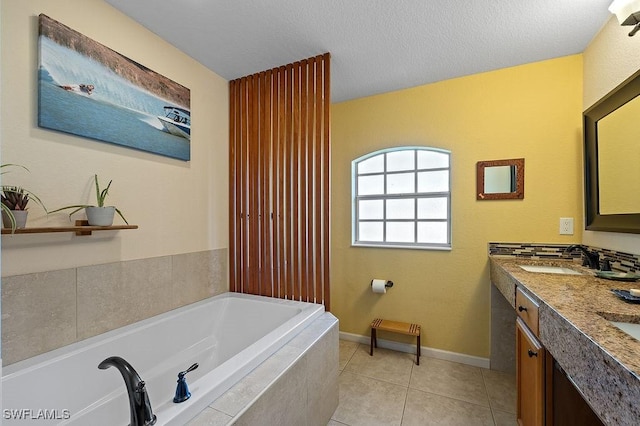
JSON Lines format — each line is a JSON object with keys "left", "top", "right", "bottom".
{"left": 551, "top": 360, "right": 605, "bottom": 426}
{"left": 514, "top": 286, "right": 604, "bottom": 426}
{"left": 516, "top": 317, "right": 546, "bottom": 426}
{"left": 516, "top": 287, "right": 545, "bottom": 426}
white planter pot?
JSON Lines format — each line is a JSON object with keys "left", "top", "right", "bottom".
{"left": 86, "top": 206, "right": 115, "bottom": 226}
{"left": 2, "top": 210, "right": 28, "bottom": 229}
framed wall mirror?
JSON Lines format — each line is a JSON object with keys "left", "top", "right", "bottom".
{"left": 584, "top": 68, "right": 640, "bottom": 233}
{"left": 476, "top": 158, "right": 524, "bottom": 200}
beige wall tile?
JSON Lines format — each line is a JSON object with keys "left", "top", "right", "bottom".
{"left": 186, "top": 407, "right": 232, "bottom": 426}
{"left": 210, "top": 248, "right": 228, "bottom": 295}
{"left": 306, "top": 323, "right": 339, "bottom": 426}
{"left": 171, "top": 249, "right": 228, "bottom": 308}
{"left": 77, "top": 256, "right": 172, "bottom": 339}
{"left": 3, "top": 250, "right": 228, "bottom": 364}
{"left": 233, "top": 355, "right": 308, "bottom": 426}
{"left": 2, "top": 269, "right": 77, "bottom": 365}
{"left": 287, "top": 313, "right": 338, "bottom": 350}
{"left": 210, "top": 345, "right": 304, "bottom": 416}
{"left": 211, "top": 313, "right": 337, "bottom": 422}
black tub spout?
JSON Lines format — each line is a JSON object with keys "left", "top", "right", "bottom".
{"left": 98, "top": 356, "right": 157, "bottom": 426}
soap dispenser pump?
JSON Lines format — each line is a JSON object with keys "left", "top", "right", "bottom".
{"left": 173, "top": 363, "right": 199, "bottom": 403}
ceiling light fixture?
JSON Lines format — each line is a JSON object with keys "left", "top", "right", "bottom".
{"left": 609, "top": 0, "right": 640, "bottom": 36}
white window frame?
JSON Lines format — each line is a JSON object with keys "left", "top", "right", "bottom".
{"left": 351, "top": 146, "right": 452, "bottom": 250}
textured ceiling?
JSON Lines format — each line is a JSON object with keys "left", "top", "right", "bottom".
{"left": 104, "top": 0, "right": 613, "bottom": 103}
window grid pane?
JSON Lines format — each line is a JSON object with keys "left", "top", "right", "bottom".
{"left": 359, "top": 221, "right": 384, "bottom": 242}
{"left": 417, "top": 170, "right": 449, "bottom": 193}
{"left": 359, "top": 199, "right": 384, "bottom": 219}
{"left": 358, "top": 154, "right": 385, "bottom": 174}
{"left": 418, "top": 150, "right": 449, "bottom": 169}
{"left": 387, "top": 172, "right": 415, "bottom": 194}
{"left": 417, "top": 197, "right": 448, "bottom": 219}
{"left": 386, "top": 198, "right": 415, "bottom": 219}
{"left": 386, "top": 150, "right": 415, "bottom": 172}
{"left": 418, "top": 221, "right": 449, "bottom": 244}
{"left": 358, "top": 175, "right": 385, "bottom": 195}
{"left": 387, "top": 222, "right": 415, "bottom": 243}
{"left": 354, "top": 148, "right": 451, "bottom": 248}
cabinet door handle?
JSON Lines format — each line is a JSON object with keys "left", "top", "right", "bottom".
{"left": 518, "top": 305, "right": 527, "bottom": 312}
{"left": 528, "top": 349, "right": 538, "bottom": 358}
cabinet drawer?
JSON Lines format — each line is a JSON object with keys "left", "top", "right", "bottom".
{"left": 516, "top": 287, "right": 539, "bottom": 336}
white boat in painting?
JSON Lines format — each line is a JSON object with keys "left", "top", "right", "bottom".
{"left": 157, "top": 106, "right": 191, "bottom": 140}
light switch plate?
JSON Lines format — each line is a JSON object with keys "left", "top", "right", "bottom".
{"left": 560, "top": 217, "right": 574, "bottom": 235}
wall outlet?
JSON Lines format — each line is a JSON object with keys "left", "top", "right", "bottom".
{"left": 559, "top": 217, "right": 574, "bottom": 235}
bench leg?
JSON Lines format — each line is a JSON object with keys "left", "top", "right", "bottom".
{"left": 370, "top": 328, "right": 376, "bottom": 356}
{"left": 416, "top": 334, "right": 421, "bottom": 365}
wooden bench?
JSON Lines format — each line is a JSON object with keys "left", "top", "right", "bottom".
{"left": 370, "top": 318, "right": 421, "bottom": 365}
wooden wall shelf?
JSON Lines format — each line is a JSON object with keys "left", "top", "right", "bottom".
{"left": 1, "top": 220, "right": 138, "bottom": 236}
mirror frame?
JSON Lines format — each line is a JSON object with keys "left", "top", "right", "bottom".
{"left": 584, "top": 69, "right": 640, "bottom": 234}
{"left": 476, "top": 158, "right": 524, "bottom": 200}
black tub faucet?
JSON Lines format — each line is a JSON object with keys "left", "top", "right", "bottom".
{"left": 565, "top": 244, "right": 600, "bottom": 269}
{"left": 98, "top": 356, "right": 157, "bottom": 426}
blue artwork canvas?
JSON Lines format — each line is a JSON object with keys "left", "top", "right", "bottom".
{"left": 38, "top": 14, "right": 191, "bottom": 161}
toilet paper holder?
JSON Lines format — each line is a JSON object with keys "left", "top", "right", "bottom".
{"left": 370, "top": 280, "right": 393, "bottom": 288}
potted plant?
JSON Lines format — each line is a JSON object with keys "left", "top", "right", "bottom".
{"left": 49, "top": 174, "right": 128, "bottom": 226}
{"left": 1, "top": 164, "right": 47, "bottom": 231}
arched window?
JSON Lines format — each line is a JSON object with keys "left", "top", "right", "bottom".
{"left": 352, "top": 147, "right": 451, "bottom": 249}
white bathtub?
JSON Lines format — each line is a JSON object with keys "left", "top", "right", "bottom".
{"left": 2, "top": 292, "right": 326, "bottom": 425}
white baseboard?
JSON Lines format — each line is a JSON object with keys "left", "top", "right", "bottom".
{"left": 339, "top": 331, "right": 490, "bottom": 369}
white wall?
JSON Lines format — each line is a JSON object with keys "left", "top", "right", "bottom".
{"left": 1, "top": 0, "right": 229, "bottom": 276}
{"left": 582, "top": 16, "right": 640, "bottom": 255}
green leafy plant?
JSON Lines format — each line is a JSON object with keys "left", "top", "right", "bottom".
{"left": 1, "top": 164, "right": 47, "bottom": 231}
{"left": 49, "top": 174, "right": 128, "bottom": 224}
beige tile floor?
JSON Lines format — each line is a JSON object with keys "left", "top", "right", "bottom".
{"left": 329, "top": 340, "right": 516, "bottom": 426}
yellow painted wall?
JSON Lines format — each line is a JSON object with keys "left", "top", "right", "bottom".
{"left": 1, "top": 0, "right": 229, "bottom": 276}
{"left": 331, "top": 55, "right": 583, "bottom": 357}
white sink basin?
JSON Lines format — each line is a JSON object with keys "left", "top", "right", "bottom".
{"left": 518, "top": 265, "right": 582, "bottom": 275}
{"left": 610, "top": 322, "right": 640, "bottom": 341}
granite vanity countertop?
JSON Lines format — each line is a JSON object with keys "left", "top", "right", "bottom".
{"left": 490, "top": 257, "right": 640, "bottom": 426}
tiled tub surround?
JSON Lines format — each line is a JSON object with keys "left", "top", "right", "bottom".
{"left": 189, "top": 313, "right": 338, "bottom": 425}
{"left": 2, "top": 293, "right": 337, "bottom": 425}
{"left": 490, "top": 257, "right": 640, "bottom": 426}
{"left": 2, "top": 248, "right": 228, "bottom": 365}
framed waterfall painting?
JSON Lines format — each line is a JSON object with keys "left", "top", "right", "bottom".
{"left": 37, "top": 14, "right": 191, "bottom": 161}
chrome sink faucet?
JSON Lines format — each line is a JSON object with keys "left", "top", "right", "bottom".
{"left": 565, "top": 244, "right": 600, "bottom": 269}
{"left": 98, "top": 356, "right": 157, "bottom": 426}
